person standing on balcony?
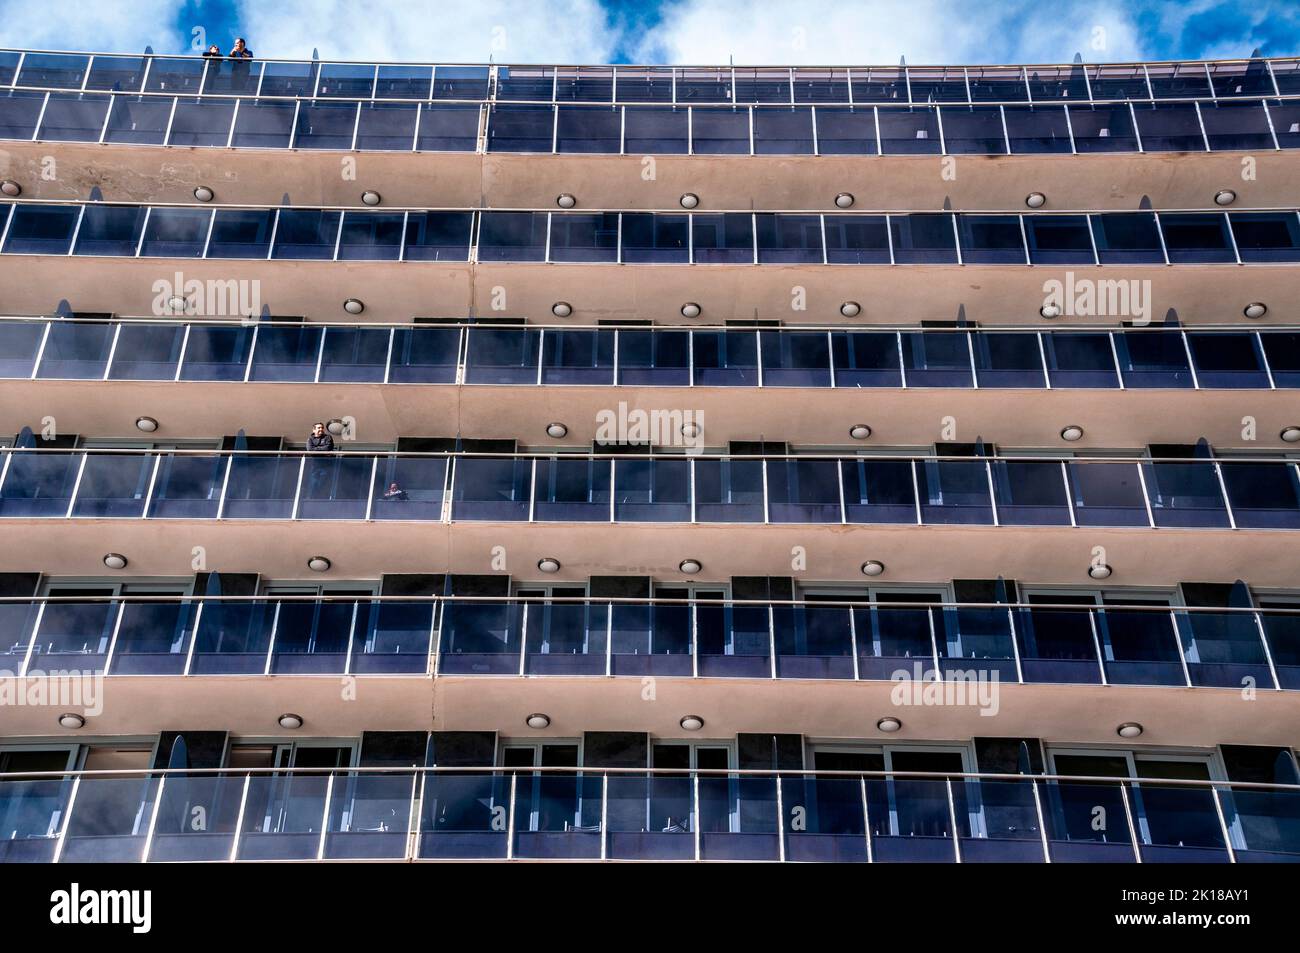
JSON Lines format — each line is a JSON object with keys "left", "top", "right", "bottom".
{"left": 306, "top": 422, "right": 335, "bottom": 500}
{"left": 229, "top": 38, "right": 254, "bottom": 59}
{"left": 202, "top": 44, "right": 223, "bottom": 59}
{"left": 307, "top": 422, "right": 334, "bottom": 452}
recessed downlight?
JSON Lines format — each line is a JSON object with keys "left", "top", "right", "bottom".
{"left": 102, "top": 553, "right": 128, "bottom": 570}
{"left": 1040, "top": 303, "right": 1061, "bottom": 319}
{"left": 1213, "top": 189, "right": 1237, "bottom": 206}
{"left": 343, "top": 298, "right": 365, "bottom": 314}
{"left": 58, "top": 713, "right": 85, "bottom": 729}
{"left": 1243, "top": 302, "right": 1267, "bottom": 319}
{"left": 840, "top": 301, "right": 861, "bottom": 317}
{"left": 680, "top": 302, "right": 701, "bottom": 318}
{"left": 537, "top": 557, "right": 561, "bottom": 573}
{"left": 556, "top": 193, "right": 577, "bottom": 209}
{"left": 552, "top": 301, "right": 573, "bottom": 318}
{"left": 546, "top": 422, "right": 568, "bottom": 438}
{"left": 135, "top": 416, "right": 158, "bottom": 433}
{"left": 326, "top": 419, "right": 346, "bottom": 436}
{"left": 0, "top": 180, "right": 21, "bottom": 197}
{"left": 278, "top": 713, "right": 304, "bottom": 730}
{"left": 1060, "top": 425, "right": 1084, "bottom": 442}
{"left": 526, "top": 713, "right": 551, "bottom": 729}
{"left": 307, "top": 556, "right": 332, "bottom": 572}
{"left": 1088, "top": 563, "right": 1112, "bottom": 580}
{"left": 361, "top": 190, "right": 381, "bottom": 206}
{"left": 679, "top": 715, "right": 704, "bottom": 731}
{"left": 849, "top": 424, "right": 872, "bottom": 440}
{"left": 834, "top": 192, "right": 855, "bottom": 208}
{"left": 1281, "top": 426, "right": 1300, "bottom": 443}
{"left": 876, "top": 716, "right": 902, "bottom": 733}
{"left": 1025, "top": 192, "right": 1046, "bottom": 208}
{"left": 193, "top": 185, "right": 214, "bottom": 202}
{"left": 167, "top": 295, "right": 187, "bottom": 313}
{"left": 679, "top": 192, "right": 699, "bottom": 209}
{"left": 680, "top": 421, "right": 701, "bottom": 439}
{"left": 679, "top": 558, "right": 702, "bottom": 574}
{"left": 861, "top": 560, "right": 885, "bottom": 577}
{"left": 1116, "top": 722, "right": 1143, "bottom": 738}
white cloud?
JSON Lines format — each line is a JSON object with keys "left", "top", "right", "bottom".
{"left": 0, "top": 0, "right": 186, "bottom": 54}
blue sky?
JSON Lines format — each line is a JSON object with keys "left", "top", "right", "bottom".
{"left": 0, "top": 0, "right": 1295, "bottom": 64}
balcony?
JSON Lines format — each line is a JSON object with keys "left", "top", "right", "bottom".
{"left": 2, "top": 595, "right": 1296, "bottom": 690}
{"left": 0, "top": 764, "right": 1295, "bottom": 862}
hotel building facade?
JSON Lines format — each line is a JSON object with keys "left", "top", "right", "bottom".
{"left": 0, "top": 49, "right": 1297, "bottom": 862}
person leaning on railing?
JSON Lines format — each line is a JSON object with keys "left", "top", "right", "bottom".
{"left": 229, "top": 38, "right": 254, "bottom": 59}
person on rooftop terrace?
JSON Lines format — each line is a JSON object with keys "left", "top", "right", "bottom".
{"left": 202, "top": 44, "right": 223, "bottom": 58}
{"left": 229, "top": 38, "right": 253, "bottom": 59}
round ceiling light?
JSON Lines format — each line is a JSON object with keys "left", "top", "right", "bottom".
{"left": 193, "top": 185, "right": 214, "bottom": 202}
{"left": 556, "top": 193, "right": 577, "bottom": 209}
{"left": 876, "top": 716, "right": 902, "bottom": 733}
{"left": 1243, "top": 302, "right": 1267, "bottom": 319}
{"left": 834, "top": 192, "right": 855, "bottom": 209}
{"left": 343, "top": 298, "right": 365, "bottom": 315}
{"left": 102, "top": 553, "right": 128, "bottom": 570}
{"left": 679, "top": 715, "right": 705, "bottom": 731}
{"left": 526, "top": 713, "right": 551, "bottom": 729}
{"left": 1060, "top": 425, "right": 1084, "bottom": 442}
{"left": 679, "top": 192, "right": 699, "bottom": 209}
{"left": 135, "top": 416, "right": 159, "bottom": 433}
{"left": 168, "top": 295, "right": 187, "bottom": 312}
{"left": 537, "top": 557, "right": 561, "bottom": 573}
{"left": 679, "top": 558, "right": 702, "bottom": 574}
{"left": 326, "top": 419, "right": 346, "bottom": 436}
{"left": 1213, "top": 189, "right": 1237, "bottom": 206}
{"left": 840, "top": 301, "right": 862, "bottom": 317}
{"left": 1040, "top": 303, "right": 1061, "bottom": 319}
{"left": 307, "top": 556, "right": 332, "bottom": 572}
{"left": 861, "top": 560, "right": 885, "bottom": 577}
{"left": 1, "top": 180, "right": 21, "bottom": 197}
{"left": 1088, "top": 563, "right": 1113, "bottom": 580}
{"left": 680, "top": 302, "right": 701, "bottom": 318}
{"left": 278, "top": 713, "right": 304, "bottom": 730}
{"left": 1281, "top": 426, "right": 1300, "bottom": 443}
{"left": 680, "top": 421, "right": 701, "bottom": 439}
{"left": 1116, "top": 722, "right": 1144, "bottom": 738}
{"left": 552, "top": 301, "right": 573, "bottom": 318}
{"left": 546, "top": 422, "right": 568, "bottom": 438}
{"left": 849, "top": 424, "right": 873, "bottom": 440}
{"left": 58, "top": 713, "right": 86, "bottom": 729}
{"left": 361, "top": 190, "right": 381, "bottom": 206}
{"left": 1025, "top": 192, "right": 1046, "bottom": 208}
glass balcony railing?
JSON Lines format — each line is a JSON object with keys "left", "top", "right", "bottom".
{"left": 1, "top": 595, "right": 1293, "bottom": 690}
{"left": 2, "top": 449, "right": 1298, "bottom": 532}
{"left": 1, "top": 52, "right": 1298, "bottom": 155}
{"left": 1, "top": 765, "right": 1295, "bottom": 863}
{"left": 4, "top": 203, "right": 1300, "bottom": 265}
{"left": 6, "top": 319, "right": 1300, "bottom": 390}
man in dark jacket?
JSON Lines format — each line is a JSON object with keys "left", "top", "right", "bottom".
{"left": 307, "top": 422, "right": 334, "bottom": 452}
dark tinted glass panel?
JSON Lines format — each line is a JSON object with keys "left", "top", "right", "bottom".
{"left": 1160, "top": 212, "right": 1234, "bottom": 263}
{"left": 1199, "top": 100, "right": 1274, "bottom": 150}
{"left": 355, "top": 102, "right": 417, "bottom": 150}
{"left": 230, "top": 99, "right": 295, "bottom": 148}
{"left": 376, "top": 64, "right": 432, "bottom": 99}
{"left": 1024, "top": 66, "right": 1088, "bottom": 100}
{"left": 1116, "top": 331, "right": 1193, "bottom": 388}
{"left": 1044, "top": 332, "right": 1118, "bottom": 387}
{"left": 249, "top": 325, "right": 324, "bottom": 382}
{"left": 139, "top": 207, "right": 211, "bottom": 257}
{"left": 0, "top": 50, "right": 19, "bottom": 86}
{"left": 1133, "top": 102, "right": 1206, "bottom": 151}
{"left": 317, "top": 63, "right": 374, "bottom": 97}
{"left": 620, "top": 213, "right": 688, "bottom": 263}
{"left": 902, "top": 332, "right": 973, "bottom": 387}
{"left": 259, "top": 61, "right": 318, "bottom": 96}
{"left": 916, "top": 459, "right": 994, "bottom": 524}
{"left": 1146, "top": 63, "right": 1211, "bottom": 98}
{"left": 487, "top": 104, "right": 553, "bottom": 152}
{"left": 841, "top": 458, "right": 915, "bottom": 521}
{"left": 793, "top": 68, "right": 849, "bottom": 103}
{"left": 753, "top": 107, "right": 813, "bottom": 154}
{"left": 760, "top": 331, "right": 831, "bottom": 386}
{"left": 167, "top": 97, "right": 236, "bottom": 146}
{"left": 831, "top": 332, "right": 901, "bottom": 386}
{"left": 107, "top": 323, "right": 186, "bottom": 380}
{"left": 940, "top": 106, "right": 1006, "bottom": 153}
{"left": 907, "top": 68, "right": 968, "bottom": 103}
{"left": 319, "top": 326, "right": 390, "bottom": 383}
{"left": 850, "top": 67, "right": 907, "bottom": 102}
{"left": 272, "top": 210, "right": 342, "bottom": 260}
{"left": 692, "top": 330, "right": 757, "bottom": 385}
{"left": 388, "top": 327, "right": 460, "bottom": 383}
{"left": 3, "top": 204, "right": 79, "bottom": 254}
{"left": 1004, "top": 105, "right": 1071, "bottom": 153}
{"left": 294, "top": 101, "right": 358, "bottom": 149}
{"left": 37, "top": 93, "right": 110, "bottom": 141}
{"left": 814, "top": 106, "right": 877, "bottom": 154}
{"left": 692, "top": 213, "right": 754, "bottom": 263}
{"left": 71, "top": 454, "right": 153, "bottom": 517}
{"left": 1068, "top": 102, "right": 1139, "bottom": 152}
{"left": 957, "top": 215, "right": 1024, "bottom": 263}
{"left": 733, "top": 68, "right": 791, "bottom": 103}
{"left": 416, "top": 103, "right": 479, "bottom": 151}
{"left": 17, "top": 53, "right": 89, "bottom": 88}
{"left": 974, "top": 333, "right": 1046, "bottom": 387}
{"left": 144, "top": 58, "right": 204, "bottom": 93}
{"left": 432, "top": 66, "right": 489, "bottom": 99}
{"left": 1220, "top": 462, "right": 1300, "bottom": 529}
{"left": 615, "top": 68, "right": 673, "bottom": 102}
{"left": 337, "top": 211, "right": 405, "bottom": 261}
{"left": 202, "top": 58, "right": 261, "bottom": 94}
{"left": 0, "top": 322, "right": 45, "bottom": 377}
{"left": 206, "top": 209, "right": 276, "bottom": 258}
{"left": 1088, "top": 65, "right": 1149, "bottom": 99}
{"left": 1186, "top": 332, "right": 1268, "bottom": 388}
{"left": 1229, "top": 212, "right": 1300, "bottom": 263}
{"left": 549, "top": 213, "right": 618, "bottom": 262}
{"left": 891, "top": 214, "right": 957, "bottom": 263}
{"left": 36, "top": 321, "right": 113, "bottom": 378}
{"left": 824, "top": 215, "right": 889, "bottom": 263}
{"left": 677, "top": 68, "right": 731, "bottom": 102}
{"left": 465, "top": 327, "right": 539, "bottom": 384}
{"left": 1261, "top": 333, "right": 1300, "bottom": 387}
{"left": 623, "top": 105, "right": 687, "bottom": 153}
{"left": 403, "top": 212, "right": 472, "bottom": 261}
{"left": 877, "top": 106, "right": 940, "bottom": 153}
{"left": 179, "top": 326, "right": 253, "bottom": 380}
{"left": 555, "top": 105, "right": 620, "bottom": 153}
{"left": 555, "top": 67, "right": 613, "bottom": 102}
{"left": 478, "top": 212, "right": 546, "bottom": 261}
{"left": 615, "top": 329, "right": 689, "bottom": 385}
{"left": 1025, "top": 215, "right": 1094, "bottom": 264}
{"left": 541, "top": 330, "right": 615, "bottom": 384}
{"left": 968, "top": 67, "right": 1027, "bottom": 101}
{"left": 691, "top": 107, "right": 749, "bottom": 154}
{"left": 497, "top": 66, "right": 553, "bottom": 101}
{"left": 73, "top": 205, "right": 146, "bottom": 256}
{"left": 102, "top": 95, "right": 170, "bottom": 144}
{"left": 1090, "top": 213, "right": 1164, "bottom": 264}
{"left": 1068, "top": 462, "right": 1148, "bottom": 525}
{"left": 756, "top": 213, "right": 822, "bottom": 263}
{"left": 0, "top": 90, "right": 45, "bottom": 138}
